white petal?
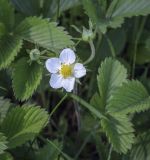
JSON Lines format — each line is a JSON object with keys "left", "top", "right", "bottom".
{"left": 73, "top": 63, "right": 86, "bottom": 78}
{"left": 59, "top": 48, "right": 76, "bottom": 64}
{"left": 62, "top": 77, "right": 75, "bottom": 92}
{"left": 50, "top": 74, "right": 63, "bottom": 89}
{"left": 45, "top": 58, "right": 61, "bottom": 73}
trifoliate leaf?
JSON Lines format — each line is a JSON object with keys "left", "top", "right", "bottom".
{"left": 12, "top": 57, "right": 43, "bottom": 101}
{"left": 0, "top": 132, "right": 8, "bottom": 154}
{"left": 101, "top": 114, "right": 134, "bottom": 154}
{"left": 1, "top": 105, "right": 49, "bottom": 148}
{"left": 107, "top": 80, "right": 150, "bottom": 114}
{"left": 0, "top": 35, "right": 22, "bottom": 69}
{"left": 0, "top": 0, "right": 14, "bottom": 31}
{"left": 97, "top": 57, "right": 127, "bottom": 107}
{"left": 0, "top": 97, "right": 11, "bottom": 123}
{"left": 15, "top": 17, "right": 74, "bottom": 53}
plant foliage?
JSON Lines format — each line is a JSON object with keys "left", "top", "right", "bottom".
{"left": 0, "top": 132, "right": 8, "bottom": 154}
{"left": 1, "top": 105, "right": 49, "bottom": 148}
{"left": 12, "top": 57, "right": 43, "bottom": 101}
{"left": 16, "top": 17, "right": 74, "bottom": 53}
{"left": 90, "top": 58, "right": 150, "bottom": 154}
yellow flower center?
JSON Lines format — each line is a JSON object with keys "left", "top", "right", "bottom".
{"left": 60, "top": 64, "right": 72, "bottom": 78}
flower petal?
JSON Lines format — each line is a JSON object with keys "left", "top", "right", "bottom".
{"left": 50, "top": 74, "right": 63, "bottom": 89}
{"left": 59, "top": 48, "right": 76, "bottom": 64}
{"left": 62, "top": 77, "right": 75, "bottom": 92}
{"left": 45, "top": 58, "right": 61, "bottom": 73}
{"left": 73, "top": 63, "right": 86, "bottom": 78}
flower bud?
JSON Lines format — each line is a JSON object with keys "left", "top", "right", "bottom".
{"left": 29, "top": 49, "right": 40, "bottom": 61}
{"left": 82, "top": 27, "right": 95, "bottom": 42}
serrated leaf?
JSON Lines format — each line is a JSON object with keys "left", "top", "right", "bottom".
{"left": 109, "top": 0, "right": 150, "bottom": 19}
{"left": 1, "top": 105, "right": 49, "bottom": 148}
{"left": 83, "top": 0, "right": 150, "bottom": 33}
{"left": 0, "top": 35, "right": 22, "bottom": 69}
{"left": 0, "top": 0, "right": 14, "bottom": 31}
{"left": 101, "top": 114, "right": 134, "bottom": 154}
{"left": 0, "top": 132, "right": 8, "bottom": 154}
{"left": 130, "top": 131, "right": 150, "bottom": 160}
{"left": 15, "top": 17, "right": 74, "bottom": 53}
{"left": 0, "top": 97, "right": 11, "bottom": 123}
{"left": 97, "top": 57, "right": 127, "bottom": 107}
{"left": 82, "top": 0, "right": 109, "bottom": 33}
{"left": 12, "top": 57, "right": 43, "bottom": 101}
{"left": 105, "top": 0, "right": 150, "bottom": 31}
{"left": 107, "top": 80, "right": 150, "bottom": 114}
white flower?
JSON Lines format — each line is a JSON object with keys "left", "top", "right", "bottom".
{"left": 45, "top": 48, "right": 86, "bottom": 92}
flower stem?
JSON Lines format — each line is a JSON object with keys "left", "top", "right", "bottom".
{"left": 83, "top": 40, "right": 96, "bottom": 65}
{"left": 49, "top": 93, "right": 67, "bottom": 118}
{"left": 107, "top": 145, "right": 112, "bottom": 160}
{"left": 131, "top": 17, "right": 147, "bottom": 78}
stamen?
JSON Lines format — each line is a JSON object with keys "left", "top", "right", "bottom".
{"left": 60, "top": 64, "right": 72, "bottom": 78}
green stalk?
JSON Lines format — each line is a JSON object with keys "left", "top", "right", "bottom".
{"left": 49, "top": 94, "right": 67, "bottom": 118}
{"left": 84, "top": 40, "right": 96, "bottom": 65}
{"left": 107, "top": 145, "right": 112, "bottom": 160}
{"left": 131, "top": 17, "right": 147, "bottom": 78}
{"left": 105, "top": 35, "right": 116, "bottom": 58}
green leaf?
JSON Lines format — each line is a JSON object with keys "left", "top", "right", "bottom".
{"left": 44, "top": 0, "right": 81, "bottom": 17}
{"left": 11, "top": 0, "right": 41, "bottom": 16}
{"left": 105, "top": 0, "right": 150, "bottom": 31}
{"left": 1, "top": 105, "right": 49, "bottom": 148}
{"left": 0, "top": 97, "right": 11, "bottom": 123}
{"left": 83, "top": 0, "right": 150, "bottom": 33}
{"left": 107, "top": 80, "right": 150, "bottom": 114}
{"left": 15, "top": 17, "right": 74, "bottom": 53}
{"left": 108, "top": 0, "right": 150, "bottom": 19}
{"left": 0, "top": 35, "right": 22, "bottom": 69}
{"left": 12, "top": 57, "right": 43, "bottom": 101}
{"left": 90, "top": 92, "right": 104, "bottom": 112}
{"left": 47, "top": 139, "right": 73, "bottom": 160}
{"left": 97, "top": 57, "right": 127, "bottom": 107}
{"left": 36, "top": 140, "right": 61, "bottom": 160}
{"left": 0, "top": 152, "right": 14, "bottom": 160}
{"left": 0, "top": 0, "right": 14, "bottom": 31}
{"left": 0, "top": 132, "right": 8, "bottom": 154}
{"left": 130, "top": 131, "right": 150, "bottom": 160}
{"left": 101, "top": 114, "right": 134, "bottom": 154}
{"left": 82, "top": 0, "right": 109, "bottom": 33}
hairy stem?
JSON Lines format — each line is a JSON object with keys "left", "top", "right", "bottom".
{"left": 84, "top": 40, "right": 96, "bottom": 65}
